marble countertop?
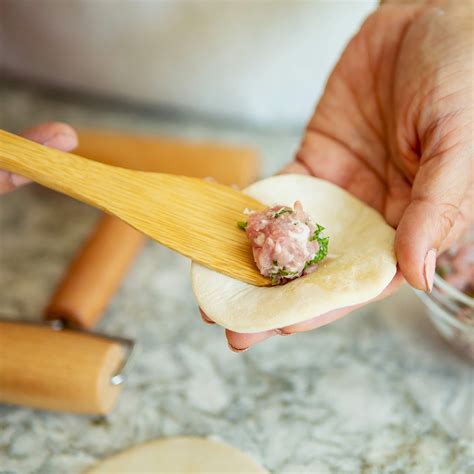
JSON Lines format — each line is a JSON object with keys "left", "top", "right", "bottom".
{"left": 0, "top": 83, "right": 472, "bottom": 474}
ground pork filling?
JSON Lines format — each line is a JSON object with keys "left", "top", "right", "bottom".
{"left": 240, "top": 201, "right": 329, "bottom": 285}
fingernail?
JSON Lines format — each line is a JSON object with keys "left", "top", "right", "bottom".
{"left": 227, "top": 342, "right": 248, "bottom": 353}
{"left": 424, "top": 248, "right": 437, "bottom": 293}
{"left": 43, "top": 133, "right": 77, "bottom": 151}
{"left": 274, "top": 328, "right": 291, "bottom": 336}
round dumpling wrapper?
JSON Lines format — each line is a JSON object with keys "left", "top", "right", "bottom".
{"left": 84, "top": 436, "right": 268, "bottom": 474}
{"left": 191, "top": 174, "right": 397, "bottom": 333}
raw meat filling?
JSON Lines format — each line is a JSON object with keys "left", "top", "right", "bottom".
{"left": 239, "top": 201, "right": 329, "bottom": 285}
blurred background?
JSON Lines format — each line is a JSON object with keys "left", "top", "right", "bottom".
{"left": 1, "top": 0, "right": 376, "bottom": 127}
{"left": 1, "top": 2, "right": 473, "bottom": 474}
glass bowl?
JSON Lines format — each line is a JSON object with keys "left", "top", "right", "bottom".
{"left": 416, "top": 273, "right": 474, "bottom": 361}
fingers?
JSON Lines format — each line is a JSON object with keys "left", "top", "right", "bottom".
{"left": 199, "top": 308, "right": 215, "bottom": 325}
{"left": 278, "top": 160, "right": 311, "bottom": 176}
{"left": 203, "top": 271, "right": 404, "bottom": 352}
{"left": 293, "top": 131, "right": 388, "bottom": 212}
{"left": 442, "top": 190, "right": 473, "bottom": 250}
{"left": 0, "top": 122, "right": 78, "bottom": 194}
{"left": 383, "top": 161, "right": 412, "bottom": 228}
{"left": 0, "top": 170, "right": 28, "bottom": 193}
{"left": 198, "top": 309, "right": 276, "bottom": 351}
{"left": 199, "top": 308, "right": 283, "bottom": 351}
{"left": 19, "top": 122, "right": 78, "bottom": 149}
{"left": 226, "top": 329, "right": 276, "bottom": 353}
{"left": 275, "top": 270, "right": 404, "bottom": 335}
{"left": 395, "top": 132, "right": 472, "bottom": 291}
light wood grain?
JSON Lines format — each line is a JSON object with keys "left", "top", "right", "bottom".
{"left": 0, "top": 130, "right": 269, "bottom": 286}
{"left": 44, "top": 129, "right": 261, "bottom": 328}
{"left": 44, "top": 215, "right": 145, "bottom": 328}
{"left": 0, "top": 321, "right": 124, "bottom": 414}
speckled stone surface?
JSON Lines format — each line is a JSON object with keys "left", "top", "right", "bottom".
{"left": 0, "top": 83, "right": 473, "bottom": 474}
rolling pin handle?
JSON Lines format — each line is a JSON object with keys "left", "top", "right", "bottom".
{"left": 0, "top": 316, "right": 136, "bottom": 386}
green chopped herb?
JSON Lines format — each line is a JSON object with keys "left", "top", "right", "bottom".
{"left": 270, "top": 266, "right": 297, "bottom": 285}
{"left": 309, "top": 224, "right": 324, "bottom": 241}
{"left": 237, "top": 221, "right": 248, "bottom": 230}
{"left": 272, "top": 207, "right": 293, "bottom": 218}
{"left": 305, "top": 224, "right": 329, "bottom": 269}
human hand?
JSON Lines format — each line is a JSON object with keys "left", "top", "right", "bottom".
{"left": 0, "top": 122, "right": 78, "bottom": 194}
{"left": 202, "top": 1, "right": 473, "bottom": 351}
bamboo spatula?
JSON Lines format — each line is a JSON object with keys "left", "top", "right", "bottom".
{"left": 0, "top": 130, "right": 269, "bottom": 286}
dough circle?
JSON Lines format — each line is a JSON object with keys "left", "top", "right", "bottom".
{"left": 192, "top": 174, "right": 397, "bottom": 333}
{"left": 85, "top": 436, "right": 268, "bottom": 474}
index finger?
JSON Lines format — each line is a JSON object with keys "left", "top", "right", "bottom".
{"left": 0, "top": 122, "right": 78, "bottom": 194}
{"left": 224, "top": 270, "right": 404, "bottom": 351}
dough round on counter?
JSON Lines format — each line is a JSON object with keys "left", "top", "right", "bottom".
{"left": 192, "top": 174, "right": 397, "bottom": 333}
{"left": 85, "top": 436, "right": 268, "bottom": 474}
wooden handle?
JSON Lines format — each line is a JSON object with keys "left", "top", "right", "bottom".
{"left": 0, "top": 130, "right": 128, "bottom": 213}
{"left": 41, "top": 129, "right": 259, "bottom": 328}
{"left": 44, "top": 214, "right": 145, "bottom": 329}
{"left": 0, "top": 321, "right": 125, "bottom": 414}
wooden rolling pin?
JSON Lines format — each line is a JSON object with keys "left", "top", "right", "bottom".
{"left": 44, "top": 214, "right": 144, "bottom": 329}
{"left": 44, "top": 129, "right": 260, "bottom": 329}
{"left": 74, "top": 128, "right": 259, "bottom": 189}
{"left": 0, "top": 131, "right": 258, "bottom": 414}
{"left": 0, "top": 320, "right": 127, "bottom": 414}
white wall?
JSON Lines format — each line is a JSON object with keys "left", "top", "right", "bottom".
{"left": 1, "top": 0, "right": 377, "bottom": 126}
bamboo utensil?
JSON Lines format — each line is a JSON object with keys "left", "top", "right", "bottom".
{"left": 0, "top": 130, "right": 269, "bottom": 286}
{"left": 45, "top": 129, "right": 261, "bottom": 329}
{"left": 0, "top": 131, "right": 260, "bottom": 414}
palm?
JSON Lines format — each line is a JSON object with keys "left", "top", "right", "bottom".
{"left": 291, "top": 4, "right": 471, "bottom": 234}
{"left": 222, "top": 4, "right": 473, "bottom": 350}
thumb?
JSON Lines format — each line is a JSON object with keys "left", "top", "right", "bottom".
{"left": 0, "top": 122, "right": 78, "bottom": 194}
{"left": 395, "top": 143, "right": 471, "bottom": 292}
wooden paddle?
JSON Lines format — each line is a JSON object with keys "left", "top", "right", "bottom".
{"left": 0, "top": 130, "right": 269, "bottom": 286}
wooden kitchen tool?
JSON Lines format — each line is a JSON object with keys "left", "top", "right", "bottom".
{"left": 74, "top": 128, "right": 260, "bottom": 189}
{"left": 0, "top": 130, "right": 260, "bottom": 414}
{"left": 0, "top": 130, "right": 269, "bottom": 286}
{"left": 44, "top": 214, "right": 145, "bottom": 329}
{"left": 44, "top": 129, "right": 261, "bottom": 329}
{"left": 0, "top": 319, "right": 132, "bottom": 414}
